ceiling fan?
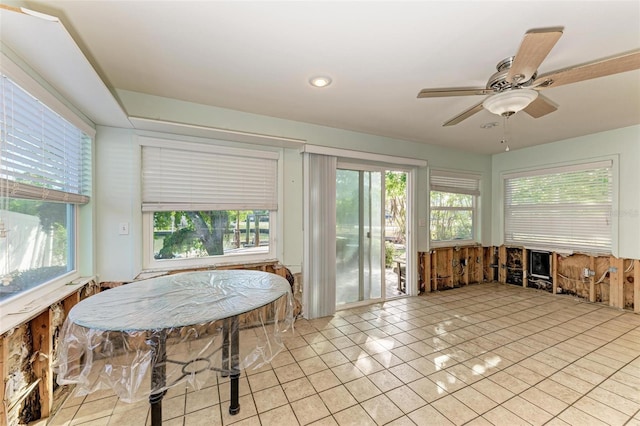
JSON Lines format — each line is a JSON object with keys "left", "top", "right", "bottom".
{"left": 417, "top": 27, "right": 640, "bottom": 126}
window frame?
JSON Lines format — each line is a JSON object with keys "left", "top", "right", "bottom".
{"left": 0, "top": 59, "right": 94, "bottom": 321}
{"left": 142, "top": 210, "right": 278, "bottom": 270}
{"left": 140, "top": 138, "right": 281, "bottom": 271}
{"left": 429, "top": 169, "right": 481, "bottom": 247}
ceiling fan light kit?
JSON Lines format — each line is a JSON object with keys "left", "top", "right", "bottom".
{"left": 482, "top": 88, "right": 538, "bottom": 116}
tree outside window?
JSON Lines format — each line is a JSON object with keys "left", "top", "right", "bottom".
{"left": 429, "top": 170, "right": 480, "bottom": 245}
{"left": 385, "top": 171, "right": 407, "bottom": 244}
{"left": 430, "top": 191, "right": 474, "bottom": 242}
{"left": 153, "top": 210, "right": 270, "bottom": 260}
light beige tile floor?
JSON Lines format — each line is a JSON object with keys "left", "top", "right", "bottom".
{"left": 38, "top": 283, "right": 640, "bottom": 425}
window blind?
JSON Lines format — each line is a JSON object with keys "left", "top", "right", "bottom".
{"left": 430, "top": 170, "right": 481, "bottom": 196}
{"left": 302, "top": 152, "right": 337, "bottom": 319}
{"left": 141, "top": 143, "right": 278, "bottom": 212}
{"left": 0, "top": 75, "right": 90, "bottom": 204}
{"left": 504, "top": 161, "right": 613, "bottom": 253}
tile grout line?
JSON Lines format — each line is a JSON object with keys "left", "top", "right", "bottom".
{"left": 441, "top": 292, "right": 639, "bottom": 424}
{"left": 286, "top": 285, "right": 594, "bottom": 425}
{"left": 226, "top": 285, "right": 638, "bottom": 425}
{"left": 334, "top": 285, "right": 636, "bottom": 425}
{"left": 294, "top": 284, "right": 633, "bottom": 425}
{"left": 623, "top": 408, "right": 640, "bottom": 426}
{"left": 540, "top": 325, "right": 640, "bottom": 425}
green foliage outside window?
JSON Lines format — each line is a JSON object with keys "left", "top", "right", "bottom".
{"left": 385, "top": 171, "right": 407, "bottom": 244}
{"left": 153, "top": 210, "right": 269, "bottom": 260}
{"left": 430, "top": 191, "right": 473, "bottom": 242}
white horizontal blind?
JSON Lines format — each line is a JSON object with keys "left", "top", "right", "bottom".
{"left": 141, "top": 144, "right": 278, "bottom": 211}
{"left": 504, "top": 161, "right": 613, "bottom": 253}
{"left": 430, "top": 170, "right": 481, "bottom": 196}
{"left": 0, "top": 75, "right": 90, "bottom": 204}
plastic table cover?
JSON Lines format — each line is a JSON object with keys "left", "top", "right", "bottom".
{"left": 54, "top": 270, "right": 294, "bottom": 402}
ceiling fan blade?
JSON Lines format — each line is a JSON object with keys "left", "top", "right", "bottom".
{"left": 443, "top": 101, "right": 485, "bottom": 126}
{"left": 532, "top": 49, "right": 640, "bottom": 89}
{"left": 417, "top": 87, "right": 493, "bottom": 98}
{"left": 507, "top": 27, "right": 563, "bottom": 84}
{"left": 523, "top": 93, "right": 558, "bottom": 118}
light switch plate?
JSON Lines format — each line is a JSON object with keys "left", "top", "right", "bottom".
{"left": 119, "top": 222, "right": 129, "bottom": 235}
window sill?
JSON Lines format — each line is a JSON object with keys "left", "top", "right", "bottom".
{"left": 143, "top": 253, "right": 277, "bottom": 274}
{"left": 0, "top": 275, "right": 96, "bottom": 335}
{"left": 138, "top": 258, "right": 281, "bottom": 280}
{"left": 429, "top": 241, "right": 479, "bottom": 249}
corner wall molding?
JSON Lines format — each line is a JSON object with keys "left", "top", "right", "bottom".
{"left": 129, "top": 116, "right": 306, "bottom": 149}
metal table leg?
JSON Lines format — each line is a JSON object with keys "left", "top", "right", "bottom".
{"left": 222, "top": 318, "right": 230, "bottom": 377}
{"left": 149, "top": 331, "right": 167, "bottom": 426}
{"left": 229, "top": 315, "right": 240, "bottom": 415}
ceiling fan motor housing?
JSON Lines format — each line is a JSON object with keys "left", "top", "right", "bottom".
{"left": 487, "top": 57, "right": 537, "bottom": 92}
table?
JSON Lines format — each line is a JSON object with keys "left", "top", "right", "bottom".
{"left": 55, "top": 270, "right": 293, "bottom": 425}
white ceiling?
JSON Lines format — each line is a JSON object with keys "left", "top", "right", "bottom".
{"left": 18, "top": 1, "right": 640, "bottom": 154}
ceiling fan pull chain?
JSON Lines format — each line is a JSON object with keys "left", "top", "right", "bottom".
{"left": 501, "top": 115, "right": 511, "bottom": 152}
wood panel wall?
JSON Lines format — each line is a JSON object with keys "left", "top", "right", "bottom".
{"left": 1, "top": 282, "right": 97, "bottom": 426}
{"left": 418, "top": 246, "right": 639, "bottom": 313}
{"left": 419, "top": 246, "right": 492, "bottom": 292}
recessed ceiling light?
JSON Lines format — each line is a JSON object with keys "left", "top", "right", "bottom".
{"left": 309, "top": 76, "right": 332, "bottom": 88}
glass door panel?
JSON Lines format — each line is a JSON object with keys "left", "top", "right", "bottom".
{"left": 336, "top": 169, "right": 383, "bottom": 306}
{"left": 385, "top": 171, "right": 408, "bottom": 299}
{"left": 368, "top": 171, "right": 383, "bottom": 300}
{"left": 336, "top": 169, "right": 360, "bottom": 305}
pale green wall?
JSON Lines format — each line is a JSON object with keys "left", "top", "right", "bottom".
{"left": 95, "top": 90, "right": 492, "bottom": 281}
{"left": 91, "top": 92, "right": 640, "bottom": 282}
{"left": 491, "top": 125, "right": 640, "bottom": 259}
{"left": 95, "top": 127, "right": 141, "bottom": 281}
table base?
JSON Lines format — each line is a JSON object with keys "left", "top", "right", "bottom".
{"left": 149, "top": 316, "right": 241, "bottom": 426}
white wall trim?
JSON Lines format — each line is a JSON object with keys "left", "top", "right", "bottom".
{"left": 130, "top": 116, "right": 306, "bottom": 149}
{"left": 0, "top": 5, "right": 130, "bottom": 128}
{"left": 301, "top": 144, "right": 427, "bottom": 167}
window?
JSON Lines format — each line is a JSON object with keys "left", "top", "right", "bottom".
{"left": 504, "top": 160, "right": 613, "bottom": 253}
{"left": 429, "top": 170, "right": 480, "bottom": 245}
{"left": 141, "top": 139, "right": 278, "bottom": 269}
{"left": 0, "top": 75, "right": 92, "bottom": 303}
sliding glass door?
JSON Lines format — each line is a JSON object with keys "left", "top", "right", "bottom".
{"left": 335, "top": 167, "right": 384, "bottom": 306}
